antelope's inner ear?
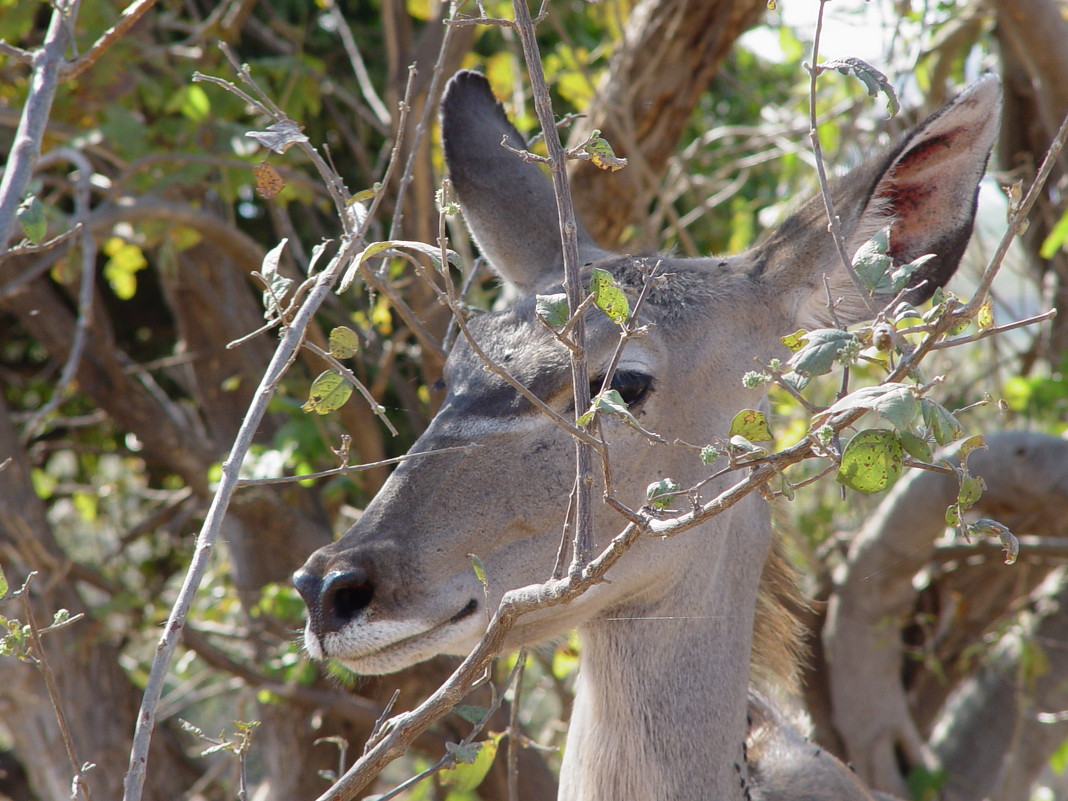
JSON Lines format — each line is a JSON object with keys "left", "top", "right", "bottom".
{"left": 440, "top": 70, "right": 605, "bottom": 295}
{"left": 756, "top": 76, "right": 1000, "bottom": 330}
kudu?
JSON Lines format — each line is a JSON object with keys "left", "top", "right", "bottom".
{"left": 295, "top": 72, "right": 1000, "bottom": 800}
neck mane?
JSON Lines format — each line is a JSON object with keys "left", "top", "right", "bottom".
{"left": 558, "top": 499, "right": 786, "bottom": 800}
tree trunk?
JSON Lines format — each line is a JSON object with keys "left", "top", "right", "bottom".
{"left": 568, "top": 0, "right": 767, "bottom": 249}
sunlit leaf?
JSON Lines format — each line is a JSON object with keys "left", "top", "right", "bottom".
{"left": 824, "top": 383, "right": 918, "bottom": 429}
{"left": 728, "top": 409, "right": 773, "bottom": 442}
{"left": 584, "top": 130, "right": 627, "bottom": 172}
{"left": 16, "top": 195, "right": 46, "bottom": 244}
{"left": 1039, "top": 207, "right": 1068, "bottom": 259}
{"left": 589, "top": 267, "right": 630, "bottom": 325}
{"left": 328, "top": 326, "right": 359, "bottom": 359}
{"left": 441, "top": 738, "right": 499, "bottom": 792}
{"left": 780, "top": 329, "right": 808, "bottom": 353}
{"left": 468, "top": 553, "right": 487, "bottom": 589}
{"left": 302, "top": 370, "right": 353, "bottom": 415}
{"left": 103, "top": 237, "right": 148, "bottom": 300}
{"left": 836, "top": 429, "right": 904, "bottom": 493}
{"left": 976, "top": 300, "right": 995, "bottom": 331}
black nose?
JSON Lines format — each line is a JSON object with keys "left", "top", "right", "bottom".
{"left": 293, "top": 568, "right": 375, "bottom": 636}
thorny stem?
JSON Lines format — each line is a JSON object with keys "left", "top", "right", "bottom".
{"left": 805, "top": 0, "right": 880, "bottom": 317}
{"left": 509, "top": 0, "right": 597, "bottom": 575}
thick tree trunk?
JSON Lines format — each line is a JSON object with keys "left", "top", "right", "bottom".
{"left": 994, "top": 0, "right": 1068, "bottom": 361}
{"left": 568, "top": 0, "right": 767, "bottom": 249}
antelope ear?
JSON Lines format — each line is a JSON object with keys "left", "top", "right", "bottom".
{"left": 761, "top": 76, "right": 1001, "bottom": 328}
{"left": 441, "top": 71, "right": 604, "bottom": 294}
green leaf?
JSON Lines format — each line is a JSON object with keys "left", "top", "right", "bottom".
{"left": 445, "top": 741, "right": 482, "bottom": 765}
{"left": 921, "top": 400, "right": 964, "bottom": 445}
{"left": 468, "top": 553, "right": 487, "bottom": 589}
{"left": 699, "top": 445, "right": 721, "bottom": 465}
{"left": 1039, "top": 206, "right": 1068, "bottom": 259}
{"left": 852, "top": 226, "right": 893, "bottom": 291}
{"left": 173, "top": 84, "right": 211, "bottom": 122}
{"left": 0, "top": 565, "right": 7, "bottom": 599}
{"left": 16, "top": 195, "right": 46, "bottom": 244}
{"left": 583, "top": 130, "right": 628, "bottom": 172}
{"left": 646, "top": 478, "right": 681, "bottom": 509}
{"left": 589, "top": 267, "right": 630, "bottom": 325}
{"left": 899, "top": 431, "right": 932, "bottom": 462}
{"left": 578, "top": 389, "right": 643, "bottom": 430}
{"left": 957, "top": 474, "right": 985, "bottom": 509}
{"left": 536, "top": 293, "right": 570, "bottom": 328}
{"left": 302, "top": 370, "right": 353, "bottom": 415}
{"left": 1048, "top": 733, "right": 1068, "bottom": 773}
{"left": 780, "top": 329, "right": 808, "bottom": 353}
{"left": 836, "top": 429, "right": 905, "bottom": 493}
{"left": 787, "top": 328, "right": 858, "bottom": 378}
{"left": 441, "top": 738, "right": 499, "bottom": 791}
{"left": 453, "top": 705, "right": 488, "bottom": 725}
{"left": 945, "top": 504, "right": 961, "bottom": 527}
{"left": 328, "top": 326, "right": 359, "bottom": 359}
{"left": 728, "top": 409, "right": 773, "bottom": 442}
{"left": 821, "top": 56, "right": 900, "bottom": 117}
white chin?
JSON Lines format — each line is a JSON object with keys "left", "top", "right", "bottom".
{"left": 317, "top": 613, "right": 485, "bottom": 676}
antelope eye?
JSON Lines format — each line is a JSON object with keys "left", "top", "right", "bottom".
{"left": 590, "top": 370, "right": 655, "bottom": 408}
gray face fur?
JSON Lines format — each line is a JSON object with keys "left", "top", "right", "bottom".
{"left": 294, "top": 71, "right": 1000, "bottom": 799}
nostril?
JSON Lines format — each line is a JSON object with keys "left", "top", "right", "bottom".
{"left": 321, "top": 570, "right": 375, "bottom": 633}
{"left": 293, "top": 570, "right": 323, "bottom": 606}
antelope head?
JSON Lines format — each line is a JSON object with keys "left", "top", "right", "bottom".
{"left": 294, "top": 70, "right": 1000, "bottom": 799}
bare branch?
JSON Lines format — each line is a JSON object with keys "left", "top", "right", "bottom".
{"left": 0, "top": 1, "right": 80, "bottom": 252}
{"left": 60, "top": 0, "right": 159, "bottom": 82}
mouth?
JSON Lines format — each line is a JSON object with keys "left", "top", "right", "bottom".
{"left": 304, "top": 595, "right": 483, "bottom": 675}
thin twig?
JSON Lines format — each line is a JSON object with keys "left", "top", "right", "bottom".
{"left": 235, "top": 444, "right": 479, "bottom": 486}
{"left": 803, "top": 0, "right": 879, "bottom": 317}
{"left": 20, "top": 149, "right": 98, "bottom": 443}
{"left": 60, "top": 0, "right": 159, "bottom": 81}
{"left": 16, "top": 573, "right": 94, "bottom": 801}
{"left": 510, "top": 0, "right": 598, "bottom": 575}
{"left": 958, "top": 103, "right": 1068, "bottom": 319}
